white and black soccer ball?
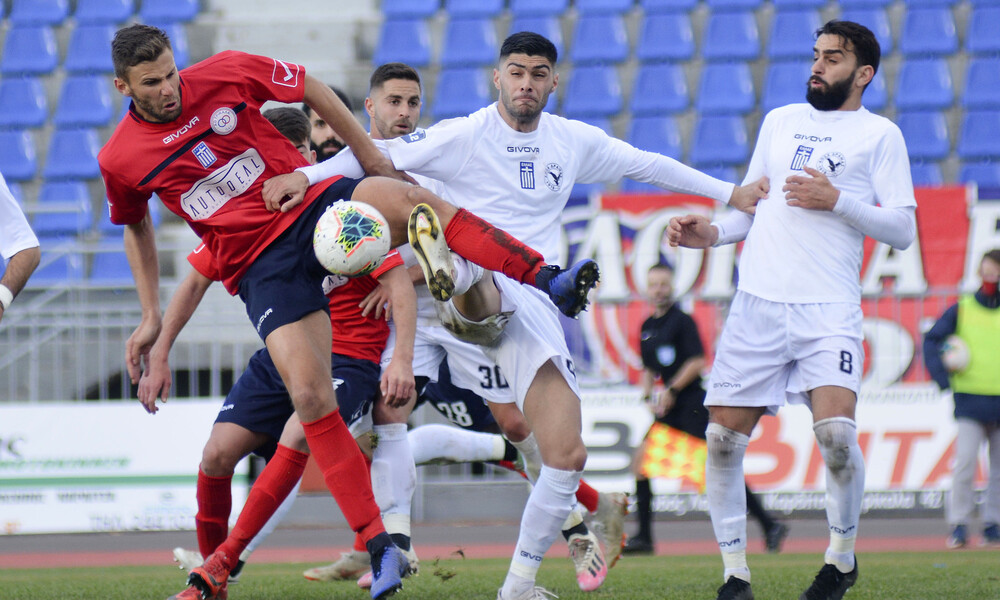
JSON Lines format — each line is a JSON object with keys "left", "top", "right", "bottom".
{"left": 940, "top": 334, "right": 970, "bottom": 373}
{"left": 313, "top": 200, "right": 390, "bottom": 277}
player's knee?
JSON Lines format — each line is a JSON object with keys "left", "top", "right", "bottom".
{"left": 814, "top": 417, "right": 857, "bottom": 474}
{"left": 201, "top": 442, "right": 239, "bottom": 476}
{"left": 546, "top": 438, "right": 587, "bottom": 471}
{"left": 287, "top": 381, "right": 337, "bottom": 421}
{"left": 706, "top": 423, "right": 749, "bottom": 469}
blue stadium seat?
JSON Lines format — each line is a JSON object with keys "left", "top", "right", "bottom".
{"left": 0, "top": 27, "right": 59, "bottom": 75}
{"left": 895, "top": 58, "right": 953, "bottom": 111}
{"left": 0, "top": 78, "right": 48, "bottom": 129}
{"left": 441, "top": 17, "right": 497, "bottom": 67}
{"left": 9, "top": 0, "right": 69, "bottom": 26}
{"left": 768, "top": 10, "right": 821, "bottom": 60}
{"left": 696, "top": 63, "right": 755, "bottom": 115}
{"left": 32, "top": 244, "right": 86, "bottom": 283}
{"left": 150, "top": 22, "right": 190, "bottom": 69}
{"left": 635, "top": 12, "right": 694, "bottom": 63}
{"left": 705, "top": 0, "right": 761, "bottom": 9}
{"left": 960, "top": 162, "right": 1000, "bottom": 187}
{"left": 571, "top": 14, "right": 629, "bottom": 65}
{"left": 762, "top": 60, "right": 810, "bottom": 112}
{"left": 509, "top": 17, "right": 564, "bottom": 58}
{"left": 689, "top": 115, "right": 748, "bottom": 166}
{"left": 909, "top": 161, "right": 943, "bottom": 186}
{"left": 43, "top": 129, "right": 102, "bottom": 180}
{"left": 702, "top": 11, "right": 759, "bottom": 62}
{"left": 639, "top": 0, "right": 697, "bottom": 12}
{"left": 863, "top": 69, "right": 888, "bottom": 111}
{"left": 630, "top": 63, "right": 688, "bottom": 115}
{"left": 138, "top": 0, "right": 199, "bottom": 22}
{"left": 840, "top": 9, "right": 893, "bottom": 54}
{"left": 562, "top": 65, "right": 622, "bottom": 118}
{"left": 509, "top": 0, "right": 569, "bottom": 16}
{"left": 963, "top": 58, "right": 1000, "bottom": 110}
{"left": 958, "top": 111, "right": 1000, "bottom": 160}
{"left": 75, "top": 0, "right": 134, "bottom": 24}
{"left": 900, "top": 8, "right": 957, "bottom": 56}
{"left": 374, "top": 18, "right": 432, "bottom": 68}
{"left": 699, "top": 165, "right": 738, "bottom": 184}
{"left": 54, "top": 76, "right": 114, "bottom": 128}
{"left": 90, "top": 251, "right": 134, "bottom": 284}
{"left": 382, "top": 0, "right": 438, "bottom": 18}
{"left": 967, "top": 7, "right": 1000, "bottom": 55}
{"left": 906, "top": 0, "right": 958, "bottom": 5}
{"left": 576, "top": 0, "right": 634, "bottom": 14}
{"left": 64, "top": 25, "right": 116, "bottom": 73}
{"left": 773, "top": 0, "right": 826, "bottom": 7}
{"left": 838, "top": 0, "right": 892, "bottom": 6}
{"left": 628, "top": 116, "right": 682, "bottom": 158}
{"left": 0, "top": 130, "right": 37, "bottom": 181}
{"left": 621, "top": 179, "right": 662, "bottom": 193}
{"left": 444, "top": 0, "right": 503, "bottom": 18}
{"left": 432, "top": 68, "right": 491, "bottom": 119}
{"left": 33, "top": 181, "right": 94, "bottom": 237}
{"left": 897, "top": 111, "right": 950, "bottom": 161}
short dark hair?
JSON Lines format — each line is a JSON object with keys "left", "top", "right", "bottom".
{"left": 984, "top": 249, "right": 1000, "bottom": 266}
{"left": 815, "top": 20, "right": 880, "bottom": 78}
{"left": 263, "top": 107, "right": 311, "bottom": 144}
{"left": 370, "top": 62, "right": 421, "bottom": 92}
{"left": 499, "top": 31, "right": 558, "bottom": 65}
{"left": 111, "top": 24, "right": 173, "bottom": 81}
{"left": 302, "top": 85, "right": 353, "bottom": 116}
{"left": 649, "top": 262, "right": 674, "bottom": 275}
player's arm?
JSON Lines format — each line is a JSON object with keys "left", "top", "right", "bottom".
{"left": 376, "top": 264, "right": 417, "bottom": 407}
{"left": 654, "top": 355, "right": 705, "bottom": 418}
{"left": 0, "top": 247, "right": 40, "bottom": 325}
{"left": 922, "top": 304, "right": 958, "bottom": 391}
{"left": 0, "top": 180, "right": 41, "bottom": 324}
{"left": 123, "top": 210, "right": 162, "bottom": 388}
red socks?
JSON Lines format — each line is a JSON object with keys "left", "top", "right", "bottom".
{"left": 443, "top": 208, "right": 546, "bottom": 285}
{"left": 576, "top": 480, "right": 600, "bottom": 513}
{"left": 196, "top": 469, "right": 233, "bottom": 558}
{"left": 302, "top": 410, "right": 385, "bottom": 544}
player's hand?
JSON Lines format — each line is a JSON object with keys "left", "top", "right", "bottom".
{"left": 784, "top": 166, "right": 839, "bottom": 211}
{"left": 262, "top": 171, "right": 310, "bottom": 213}
{"left": 364, "top": 156, "right": 417, "bottom": 185}
{"left": 729, "top": 176, "right": 769, "bottom": 215}
{"left": 359, "top": 284, "right": 392, "bottom": 321}
{"left": 125, "top": 316, "right": 162, "bottom": 386}
{"left": 667, "top": 214, "right": 718, "bottom": 248}
{"left": 137, "top": 346, "right": 171, "bottom": 414}
{"left": 380, "top": 360, "right": 415, "bottom": 408}
{"left": 653, "top": 388, "right": 676, "bottom": 418}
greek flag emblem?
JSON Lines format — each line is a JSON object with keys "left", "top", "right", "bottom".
{"left": 790, "top": 145, "right": 813, "bottom": 171}
{"left": 520, "top": 161, "right": 535, "bottom": 190}
{"left": 192, "top": 141, "right": 217, "bottom": 168}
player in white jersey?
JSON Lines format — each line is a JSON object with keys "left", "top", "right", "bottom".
{"left": 266, "top": 32, "right": 766, "bottom": 600}
{"left": 669, "top": 21, "right": 917, "bottom": 600}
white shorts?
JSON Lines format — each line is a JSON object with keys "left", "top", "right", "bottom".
{"left": 705, "top": 291, "right": 863, "bottom": 415}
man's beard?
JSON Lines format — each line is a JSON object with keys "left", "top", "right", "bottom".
{"left": 806, "top": 73, "right": 853, "bottom": 111}
{"left": 313, "top": 140, "right": 344, "bottom": 162}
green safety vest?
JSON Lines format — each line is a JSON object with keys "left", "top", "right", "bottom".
{"left": 951, "top": 295, "right": 1000, "bottom": 395}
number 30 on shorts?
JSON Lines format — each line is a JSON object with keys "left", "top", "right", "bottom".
{"left": 839, "top": 350, "right": 853, "bottom": 374}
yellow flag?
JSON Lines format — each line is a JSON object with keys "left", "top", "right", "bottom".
{"left": 639, "top": 422, "right": 708, "bottom": 493}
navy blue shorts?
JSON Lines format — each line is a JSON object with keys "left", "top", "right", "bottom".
{"left": 417, "top": 361, "right": 498, "bottom": 433}
{"left": 238, "top": 177, "right": 363, "bottom": 342}
{"left": 331, "top": 353, "right": 380, "bottom": 434}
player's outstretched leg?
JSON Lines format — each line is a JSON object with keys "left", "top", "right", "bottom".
{"left": 799, "top": 557, "right": 858, "bottom": 600}
{"left": 533, "top": 260, "right": 600, "bottom": 319}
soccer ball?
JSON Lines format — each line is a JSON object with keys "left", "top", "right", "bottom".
{"left": 940, "top": 334, "right": 970, "bottom": 373}
{"left": 313, "top": 200, "right": 391, "bottom": 277}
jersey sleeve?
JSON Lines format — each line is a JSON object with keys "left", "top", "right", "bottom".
{"left": 870, "top": 123, "right": 917, "bottom": 209}
{"left": 100, "top": 161, "right": 153, "bottom": 226}
{"left": 370, "top": 249, "right": 404, "bottom": 279}
{"left": 228, "top": 51, "right": 307, "bottom": 107}
{"left": 382, "top": 119, "right": 478, "bottom": 182}
{"left": 187, "top": 243, "right": 222, "bottom": 282}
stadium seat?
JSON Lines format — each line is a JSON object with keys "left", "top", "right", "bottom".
{"left": 43, "top": 129, "right": 102, "bottom": 180}
{"left": 895, "top": 58, "right": 953, "bottom": 111}
{"left": 444, "top": 0, "right": 503, "bottom": 18}
{"left": 32, "top": 210, "right": 93, "bottom": 242}
{"left": 561, "top": 66, "right": 622, "bottom": 118}
{"left": 374, "top": 18, "right": 432, "bottom": 68}
{"left": 9, "top": 0, "right": 69, "bottom": 26}
{"left": 772, "top": 0, "right": 826, "bottom": 7}
{"left": 150, "top": 22, "right": 190, "bottom": 69}
{"left": 840, "top": 9, "right": 893, "bottom": 54}
{"left": 64, "top": 25, "right": 117, "bottom": 73}
{"left": 639, "top": 0, "right": 697, "bottom": 12}
{"left": 958, "top": 111, "right": 1000, "bottom": 160}
{"left": 621, "top": 179, "right": 662, "bottom": 193}
{"left": 0, "top": 78, "right": 48, "bottom": 129}
{"left": 963, "top": 58, "right": 1000, "bottom": 110}
{"left": 0, "top": 130, "right": 38, "bottom": 181}
{"left": 967, "top": 7, "right": 1000, "bottom": 55}
{"left": 32, "top": 182, "right": 94, "bottom": 237}
{"left": 705, "top": 0, "right": 761, "bottom": 10}
{"left": 630, "top": 63, "right": 688, "bottom": 115}
{"left": 702, "top": 11, "right": 759, "bottom": 62}
{"left": 695, "top": 63, "right": 755, "bottom": 115}
{"left": 838, "top": 0, "right": 892, "bottom": 7}
{"left": 75, "top": 0, "right": 134, "bottom": 24}
{"left": 509, "top": 0, "right": 569, "bottom": 17}
{"left": 576, "top": 0, "right": 634, "bottom": 14}
{"left": 382, "top": 0, "right": 438, "bottom": 18}
{"left": 897, "top": 111, "right": 950, "bottom": 161}
{"left": 571, "top": 14, "right": 629, "bottom": 65}
{"left": 699, "top": 165, "right": 738, "bottom": 184}
{"left": 762, "top": 60, "right": 810, "bottom": 113}
{"left": 432, "top": 68, "right": 491, "bottom": 119}
{"left": 0, "top": 27, "right": 59, "bottom": 75}
{"left": 900, "top": 8, "right": 957, "bottom": 56}
{"left": 509, "top": 17, "right": 564, "bottom": 58}
{"left": 863, "top": 69, "right": 888, "bottom": 111}
{"left": 768, "top": 10, "right": 821, "bottom": 60}
{"left": 32, "top": 245, "right": 86, "bottom": 283}
{"left": 960, "top": 162, "right": 1000, "bottom": 187}
{"left": 635, "top": 12, "right": 694, "bottom": 63}
{"left": 689, "top": 115, "right": 748, "bottom": 166}
{"left": 441, "top": 17, "right": 497, "bottom": 67}
{"left": 909, "top": 161, "right": 943, "bottom": 186}
{"left": 138, "top": 0, "right": 199, "bottom": 22}
{"left": 54, "top": 76, "right": 114, "bottom": 128}
{"left": 90, "top": 251, "right": 134, "bottom": 284}
{"left": 628, "top": 116, "right": 682, "bottom": 158}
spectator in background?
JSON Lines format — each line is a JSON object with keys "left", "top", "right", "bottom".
{"left": 0, "top": 172, "right": 40, "bottom": 325}
{"left": 303, "top": 85, "right": 354, "bottom": 161}
{"left": 923, "top": 249, "right": 1000, "bottom": 549}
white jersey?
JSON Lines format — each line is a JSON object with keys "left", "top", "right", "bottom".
{"left": 737, "top": 104, "right": 916, "bottom": 305}
{"left": 0, "top": 172, "right": 39, "bottom": 260}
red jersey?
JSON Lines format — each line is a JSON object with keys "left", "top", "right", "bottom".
{"left": 188, "top": 244, "right": 403, "bottom": 363}
{"left": 100, "top": 50, "right": 338, "bottom": 294}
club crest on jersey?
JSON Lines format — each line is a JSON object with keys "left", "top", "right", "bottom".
{"left": 790, "top": 145, "right": 813, "bottom": 171}
{"left": 210, "top": 107, "right": 237, "bottom": 135}
{"left": 544, "top": 162, "right": 564, "bottom": 191}
{"left": 519, "top": 161, "right": 535, "bottom": 190}
{"left": 816, "top": 151, "right": 846, "bottom": 177}
{"left": 192, "top": 141, "right": 217, "bottom": 168}
{"left": 402, "top": 129, "right": 426, "bottom": 143}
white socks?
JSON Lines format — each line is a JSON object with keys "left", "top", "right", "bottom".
{"left": 705, "top": 423, "right": 751, "bottom": 583}
{"left": 502, "top": 465, "right": 581, "bottom": 598}
{"left": 408, "top": 423, "right": 507, "bottom": 465}
{"left": 511, "top": 432, "right": 542, "bottom": 484}
{"left": 814, "top": 417, "right": 864, "bottom": 573}
{"left": 452, "top": 253, "right": 485, "bottom": 296}
{"left": 371, "top": 423, "right": 416, "bottom": 539}
{"left": 243, "top": 478, "right": 301, "bottom": 558}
